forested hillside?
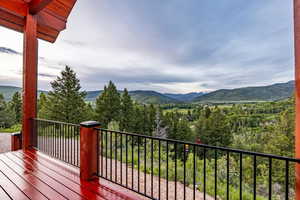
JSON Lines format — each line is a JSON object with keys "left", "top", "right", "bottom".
{"left": 194, "top": 81, "right": 294, "bottom": 102}
{"left": 0, "top": 66, "right": 295, "bottom": 199}
{"left": 0, "top": 80, "right": 294, "bottom": 103}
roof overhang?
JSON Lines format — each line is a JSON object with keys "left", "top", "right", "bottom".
{"left": 0, "top": 0, "right": 77, "bottom": 43}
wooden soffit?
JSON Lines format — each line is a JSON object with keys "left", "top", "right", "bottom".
{"left": 0, "top": 0, "right": 77, "bottom": 43}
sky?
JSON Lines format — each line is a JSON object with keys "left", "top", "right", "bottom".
{"left": 0, "top": 0, "right": 295, "bottom": 93}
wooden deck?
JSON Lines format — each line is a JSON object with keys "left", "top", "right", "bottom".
{"left": 0, "top": 149, "right": 142, "bottom": 200}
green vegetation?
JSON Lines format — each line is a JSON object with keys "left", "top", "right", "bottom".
{"left": 0, "top": 66, "right": 296, "bottom": 199}
{"left": 1, "top": 81, "right": 294, "bottom": 104}
{"left": 194, "top": 81, "right": 294, "bottom": 102}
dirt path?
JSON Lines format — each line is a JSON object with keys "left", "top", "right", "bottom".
{"left": 99, "top": 157, "right": 214, "bottom": 200}
{"left": 0, "top": 133, "right": 11, "bottom": 153}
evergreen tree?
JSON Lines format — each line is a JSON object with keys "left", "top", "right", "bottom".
{"left": 147, "top": 104, "right": 156, "bottom": 135}
{"left": 196, "top": 108, "right": 232, "bottom": 147}
{"left": 0, "top": 93, "right": 15, "bottom": 128}
{"left": 38, "top": 92, "right": 49, "bottom": 118}
{"left": 83, "top": 103, "right": 95, "bottom": 121}
{"left": 9, "top": 92, "right": 22, "bottom": 123}
{"left": 95, "top": 81, "right": 121, "bottom": 127}
{"left": 45, "top": 66, "right": 87, "bottom": 123}
{"left": 120, "top": 88, "right": 134, "bottom": 132}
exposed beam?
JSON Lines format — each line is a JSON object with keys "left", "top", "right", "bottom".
{"left": 0, "top": 0, "right": 28, "bottom": 17}
{"left": 29, "top": 0, "right": 54, "bottom": 14}
{"left": 37, "top": 9, "right": 66, "bottom": 31}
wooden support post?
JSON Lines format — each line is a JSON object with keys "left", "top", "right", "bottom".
{"left": 11, "top": 132, "right": 22, "bottom": 151}
{"left": 22, "top": 14, "right": 38, "bottom": 149}
{"left": 295, "top": 0, "right": 300, "bottom": 199}
{"left": 80, "top": 121, "right": 100, "bottom": 181}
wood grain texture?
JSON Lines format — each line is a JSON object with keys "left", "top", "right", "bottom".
{"left": 0, "top": 149, "right": 141, "bottom": 200}
{"left": 22, "top": 14, "right": 38, "bottom": 149}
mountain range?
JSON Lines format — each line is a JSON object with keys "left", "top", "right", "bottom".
{"left": 0, "top": 81, "right": 295, "bottom": 104}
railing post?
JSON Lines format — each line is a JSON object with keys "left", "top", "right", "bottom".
{"left": 80, "top": 121, "right": 100, "bottom": 181}
{"left": 11, "top": 132, "right": 22, "bottom": 151}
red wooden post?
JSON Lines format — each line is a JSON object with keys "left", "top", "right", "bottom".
{"left": 22, "top": 13, "right": 38, "bottom": 150}
{"left": 80, "top": 121, "right": 100, "bottom": 181}
{"left": 11, "top": 132, "right": 22, "bottom": 151}
{"left": 295, "top": 0, "right": 300, "bottom": 199}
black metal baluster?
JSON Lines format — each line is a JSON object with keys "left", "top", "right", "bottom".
{"left": 120, "top": 133, "right": 123, "bottom": 184}
{"left": 166, "top": 141, "right": 169, "bottom": 200}
{"left": 215, "top": 149, "right": 217, "bottom": 200}
{"left": 240, "top": 153, "right": 243, "bottom": 200}
{"left": 285, "top": 160, "right": 289, "bottom": 200}
{"left": 71, "top": 125, "right": 73, "bottom": 164}
{"left": 254, "top": 155, "right": 256, "bottom": 200}
{"left": 144, "top": 137, "right": 147, "bottom": 195}
{"left": 227, "top": 151, "right": 229, "bottom": 200}
{"left": 184, "top": 144, "right": 186, "bottom": 200}
{"left": 101, "top": 130, "right": 103, "bottom": 176}
{"left": 158, "top": 140, "right": 161, "bottom": 200}
{"left": 269, "top": 158, "right": 272, "bottom": 200}
{"left": 76, "top": 127, "right": 78, "bottom": 167}
{"left": 151, "top": 139, "right": 154, "bottom": 198}
{"left": 193, "top": 145, "right": 196, "bottom": 200}
{"left": 204, "top": 147, "right": 206, "bottom": 200}
{"left": 132, "top": 135, "right": 134, "bottom": 190}
{"left": 126, "top": 134, "right": 128, "bottom": 187}
{"left": 115, "top": 132, "right": 117, "bottom": 183}
{"left": 138, "top": 136, "right": 140, "bottom": 192}
{"left": 175, "top": 143, "right": 177, "bottom": 200}
{"left": 59, "top": 123, "right": 61, "bottom": 160}
{"left": 106, "top": 130, "right": 108, "bottom": 179}
{"left": 110, "top": 131, "right": 113, "bottom": 181}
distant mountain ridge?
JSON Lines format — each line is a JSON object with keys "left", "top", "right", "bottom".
{"left": 85, "top": 90, "right": 180, "bottom": 104}
{"left": 164, "top": 92, "right": 205, "bottom": 102}
{"left": 0, "top": 81, "right": 295, "bottom": 104}
{"left": 194, "top": 81, "right": 294, "bottom": 102}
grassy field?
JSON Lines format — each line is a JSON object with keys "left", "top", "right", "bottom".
{"left": 0, "top": 124, "right": 21, "bottom": 133}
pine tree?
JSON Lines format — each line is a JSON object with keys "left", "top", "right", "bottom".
{"left": 45, "top": 66, "right": 87, "bottom": 123}
{"left": 147, "top": 104, "right": 156, "bottom": 135}
{"left": 9, "top": 92, "right": 22, "bottom": 123}
{"left": 120, "top": 88, "right": 134, "bottom": 132}
{"left": 196, "top": 108, "right": 231, "bottom": 147}
{"left": 95, "top": 81, "right": 121, "bottom": 127}
{"left": 0, "top": 93, "right": 15, "bottom": 128}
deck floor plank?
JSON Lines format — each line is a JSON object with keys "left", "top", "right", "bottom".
{"left": 22, "top": 150, "right": 132, "bottom": 200}
{"left": 0, "top": 149, "right": 141, "bottom": 200}
{"left": 0, "top": 169, "right": 30, "bottom": 200}
{"left": 0, "top": 185, "right": 12, "bottom": 200}
{"left": 0, "top": 157, "right": 48, "bottom": 200}
{"left": 5, "top": 153, "right": 85, "bottom": 200}
{"left": 9, "top": 152, "right": 105, "bottom": 200}
{"left": 2, "top": 154, "right": 72, "bottom": 200}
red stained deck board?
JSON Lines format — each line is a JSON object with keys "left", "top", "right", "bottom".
{"left": 0, "top": 169, "right": 30, "bottom": 200}
{"left": 7, "top": 153, "right": 89, "bottom": 200}
{"left": 15, "top": 151, "right": 127, "bottom": 200}
{"left": 2, "top": 154, "right": 75, "bottom": 200}
{"left": 0, "top": 185, "right": 11, "bottom": 200}
{"left": 0, "top": 157, "right": 48, "bottom": 200}
{"left": 9, "top": 153, "right": 105, "bottom": 200}
{"left": 23, "top": 150, "right": 138, "bottom": 200}
{"left": 0, "top": 149, "right": 140, "bottom": 200}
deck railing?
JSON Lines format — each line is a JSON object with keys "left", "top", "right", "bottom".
{"left": 28, "top": 119, "right": 300, "bottom": 200}
{"left": 32, "top": 118, "right": 80, "bottom": 167}
{"left": 96, "top": 128, "right": 300, "bottom": 200}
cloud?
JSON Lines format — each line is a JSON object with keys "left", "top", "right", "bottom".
{"left": 0, "top": 0, "right": 294, "bottom": 93}
{"left": 0, "top": 47, "right": 21, "bottom": 55}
